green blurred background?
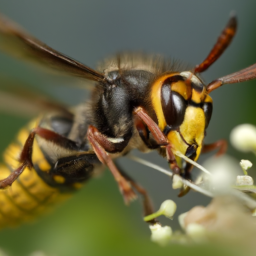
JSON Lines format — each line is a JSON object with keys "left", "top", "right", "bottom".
{"left": 0, "top": 1, "right": 256, "bottom": 255}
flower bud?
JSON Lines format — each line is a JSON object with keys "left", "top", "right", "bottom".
{"left": 150, "top": 224, "right": 172, "bottom": 246}
{"left": 186, "top": 223, "right": 206, "bottom": 242}
{"left": 178, "top": 212, "right": 187, "bottom": 230}
{"left": 240, "top": 159, "right": 253, "bottom": 175}
{"left": 236, "top": 175, "right": 254, "bottom": 186}
{"left": 159, "top": 200, "right": 177, "bottom": 219}
{"left": 144, "top": 200, "right": 177, "bottom": 222}
{"left": 172, "top": 175, "right": 183, "bottom": 189}
{"left": 230, "top": 124, "right": 256, "bottom": 152}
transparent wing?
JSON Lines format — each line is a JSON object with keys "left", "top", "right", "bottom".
{"left": 0, "top": 76, "right": 72, "bottom": 118}
{"left": 0, "top": 14, "right": 105, "bottom": 82}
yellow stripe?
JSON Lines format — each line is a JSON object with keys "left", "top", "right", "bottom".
{"left": 17, "top": 128, "right": 29, "bottom": 145}
{"left": 3, "top": 143, "right": 21, "bottom": 170}
{"left": 171, "top": 80, "right": 191, "bottom": 100}
{"left": 204, "top": 94, "right": 213, "bottom": 103}
{"left": 32, "top": 139, "right": 51, "bottom": 173}
{"left": 191, "top": 89, "right": 202, "bottom": 104}
{"left": 0, "top": 117, "right": 78, "bottom": 227}
{"left": 151, "top": 73, "right": 179, "bottom": 130}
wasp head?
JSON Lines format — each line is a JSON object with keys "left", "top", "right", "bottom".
{"left": 151, "top": 72, "right": 213, "bottom": 162}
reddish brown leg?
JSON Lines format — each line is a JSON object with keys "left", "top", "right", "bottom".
{"left": 0, "top": 131, "right": 36, "bottom": 188}
{"left": 134, "top": 115, "right": 159, "bottom": 149}
{"left": 134, "top": 107, "right": 168, "bottom": 146}
{"left": 0, "top": 127, "right": 80, "bottom": 189}
{"left": 130, "top": 180, "right": 157, "bottom": 224}
{"left": 116, "top": 166, "right": 157, "bottom": 224}
{"left": 134, "top": 107, "right": 181, "bottom": 174}
{"left": 202, "top": 139, "right": 227, "bottom": 156}
{"left": 87, "top": 125, "right": 137, "bottom": 204}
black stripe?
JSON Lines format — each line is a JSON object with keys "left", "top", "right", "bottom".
{"left": 33, "top": 163, "right": 78, "bottom": 193}
{"left": 191, "top": 81, "right": 204, "bottom": 92}
{"left": 188, "top": 100, "right": 202, "bottom": 108}
{"left": 163, "top": 125, "right": 174, "bottom": 136}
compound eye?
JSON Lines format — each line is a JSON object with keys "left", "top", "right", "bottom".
{"left": 161, "top": 79, "right": 187, "bottom": 129}
{"left": 202, "top": 102, "right": 213, "bottom": 129}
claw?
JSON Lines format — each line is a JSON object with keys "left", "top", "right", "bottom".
{"left": 118, "top": 179, "right": 137, "bottom": 205}
{"left": 0, "top": 165, "right": 25, "bottom": 189}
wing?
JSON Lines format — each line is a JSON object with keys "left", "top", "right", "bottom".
{"left": 0, "top": 14, "right": 105, "bottom": 82}
{"left": 0, "top": 76, "right": 72, "bottom": 118}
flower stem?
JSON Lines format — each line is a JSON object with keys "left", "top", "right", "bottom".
{"left": 144, "top": 210, "right": 163, "bottom": 222}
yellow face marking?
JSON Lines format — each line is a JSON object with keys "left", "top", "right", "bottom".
{"left": 179, "top": 106, "right": 205, "bottom": 147}
{"left": 151, "top": 73, "right": 179, "bottom": 130}
{"left": 191, "top": 89, "right": 203, "bottom": 104}
{"left": 204, "top": 94, "right": 213, "bottom": 103}
{"left": 166, "top": 106, "right": 205, "bottom": 166}
{"left": 171, "top": 80, "right": 191, "bottom": 100}
{"left": 194, "top": 145, "right": 202, "bottom": 162}
{"left": 166, "top": 130, "right": 188, "bottom": 156}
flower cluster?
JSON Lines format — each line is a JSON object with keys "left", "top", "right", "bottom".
{"left": 144, "top": 123, "right": 256, "bottom": 250}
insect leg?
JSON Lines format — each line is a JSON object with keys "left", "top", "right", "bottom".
{"left": 134, "top": 115, "right": 159, "bottom": 149}
{"left": 0, "top": 127, "right": 80, "bottom": 189}
{"left": 130, "top": 181, "right": 156, "bottom": 224}
{"left": 134, "top": 107, "right": 181, "bottom": 174}
{"left": 114, "top": 162, "right": 156, "bottom": 224}
{"left": 53, "top": 153, "right": 99, "bottom": 184}
{"left": 202, "top": 140, "right": 227, "bottom": 156}
{"left": 134, "top": 107, "right": 168, "bottom": 146}
{"left": 0, "top": 131, "right": 36, "bottom": 188}
{"left": 87, "top": 125, "right": 137, "bottom": 204}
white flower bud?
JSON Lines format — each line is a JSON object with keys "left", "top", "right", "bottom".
{"left": 178, "top": 212, "right": 188, "bottom": 230}
{"left": 159, "top": 200, "right": 177, "bottom": 219}
{"left": 186, "top": 223, "right": 206, "bottom": 241}
{"left": 150, "top": 223, "right": 172, "bottom": 246}
{"left": 230, "top": 124, "right": 256, "bottom": 152}
{"left": 144, "top": 199, "right": 177, "bottom": 222}
{"left": 240, "top": 160, "right": 253, "bottom": 175}
{"left": 172, "top": 174, "right": 183, "bottom": 189}
{"left": 236, "top": 175, "right": 254, "bottom": 186}
{"left": 202, "top": 155, "right": 240, "bottom": 193}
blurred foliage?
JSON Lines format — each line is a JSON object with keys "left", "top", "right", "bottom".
{"left": 0, "top": 173, "right": 250, "bottom": 256}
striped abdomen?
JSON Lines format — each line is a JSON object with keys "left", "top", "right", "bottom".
{"left": 0, "top": 120, "right": 75, "bottom": 228}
